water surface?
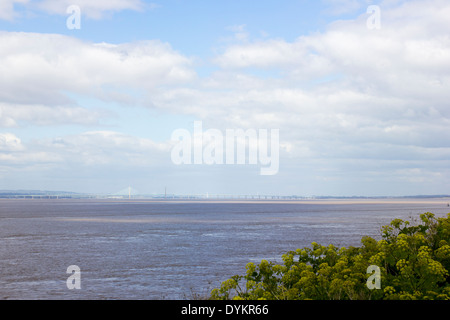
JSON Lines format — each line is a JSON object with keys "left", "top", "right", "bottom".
{"left": 0, "top": 199, "right": 448, "bottom": 299}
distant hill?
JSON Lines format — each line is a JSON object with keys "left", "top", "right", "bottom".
{"left": 0, "top": 190, "right": 82, "bottom": 199}
{"left": 314, "top": 195, "right": 450, "bottom": 199}
{"left": 0, "top": 190, "right": 79, "bottom": 195}
{"left": 0, "top": 190, "right": 449, "bottom": 200}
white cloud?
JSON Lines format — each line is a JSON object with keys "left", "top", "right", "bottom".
{"left": 42, "top": 131, "right": 171, "bottom": 166}
{"left": 0, "top": 133, "right": 24, "bottom": 151}
{"left": 0, "top": 0, "right": 151, "bottom": 20}
{"left": 0, "top": 102, "right": 103, "bottom": 127}
{"left": 36, "top": 0, "right": 145, "bottom": 17}
{"left": 141, "top": 0, "right": 450, "bottom": 196}
{"left": 0, "top": 0, "right": 28, "bottom": 21}
{"left": 321, "top": 0, "right": 370, "bottom": 15}
{"left": 0, "top": 151, "right": 63, "bottom": 165}
{"left": 188, "top": 1, "right": 450, "bottom": 127}
{"left": 0, "top": 31, "right": 196, "bottom": 133}
{"left": 0, "top": 130, "right": 171, "bottom": 176}
{"left": 0, "top": 32, "right": 194, "bottom": 106}
{"left": 1, "top": 0, "right": 449, "bottom": 195}
{"left": 213, "top": 38, "right": 332, "bottom": 76}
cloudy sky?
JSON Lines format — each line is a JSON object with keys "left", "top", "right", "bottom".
{"left": 0, "top": 0, "right": 449, "bottom": 197}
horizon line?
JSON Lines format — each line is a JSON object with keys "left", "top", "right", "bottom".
{"left": 0, "top": 189, "right": 449, "bottom": 200}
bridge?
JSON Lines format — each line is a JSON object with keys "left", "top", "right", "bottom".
{"left": 0, "top": 188, "right": 312, "bottom": 200}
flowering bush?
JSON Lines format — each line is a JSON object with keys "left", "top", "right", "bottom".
{"left": 210, "top": 213, "right": 450, "bottom": 300}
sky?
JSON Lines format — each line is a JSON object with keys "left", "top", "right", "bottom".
{"left": 0, "top": 0, "right": 449, "bottom": 197}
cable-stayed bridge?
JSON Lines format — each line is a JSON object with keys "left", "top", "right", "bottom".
{"left": 0, "top": 188, "right": 294, "bottom": 200}
{"left": 6, "top": 189, "right": 443, "bottom": 201}
{"left": 110, "top": 187, "right": 140, "bottom": 199}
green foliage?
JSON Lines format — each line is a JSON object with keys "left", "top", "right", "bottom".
{"left": 210, "top": 213, "right": 450, "bottom": 300}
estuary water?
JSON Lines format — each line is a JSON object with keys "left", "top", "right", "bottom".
{"left": 0, "top": 198, "right": 449, "bottom": 300}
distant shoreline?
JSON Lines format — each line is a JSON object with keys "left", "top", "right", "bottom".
{"left": 1, "top": 197, "right": 449, "bottom": 206}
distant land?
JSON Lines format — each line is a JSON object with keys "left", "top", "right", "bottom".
{"left": 0, "top": 190, "right": 449, "bottom": 201}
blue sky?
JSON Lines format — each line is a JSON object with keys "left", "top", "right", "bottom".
{"left": 1, "top": 1, "right": 326, "bottom": 41}
{"left": 0, "top": 0, "right": 449, "bottom": 197}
